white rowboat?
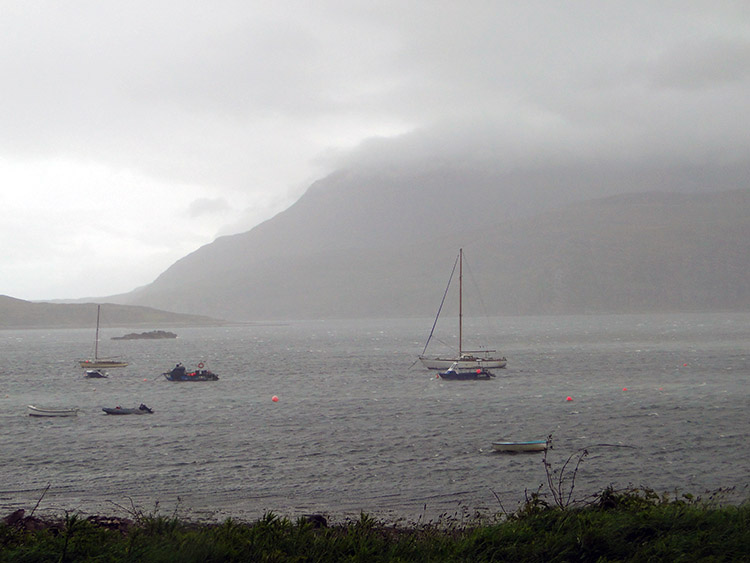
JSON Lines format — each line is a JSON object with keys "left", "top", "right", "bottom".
{"left": 27, "top": 405, "right": 79, "bottom": 417}
{"left": 492, "top": 440, "right": 548, "bottom": 453}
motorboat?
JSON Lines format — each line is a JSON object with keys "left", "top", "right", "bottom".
{"left": 163, "top": 363, "right": 219, "bottom": 381}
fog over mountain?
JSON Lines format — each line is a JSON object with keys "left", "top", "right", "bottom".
{"left": 4, "top": 4, "right": 749, "bottom": 301}
{"left": 104, "top": 146, "right": 750, "bottom": 320}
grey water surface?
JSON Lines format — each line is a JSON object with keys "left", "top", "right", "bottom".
{"left": 1, "top": 313, "right": 748, "bottom": 523}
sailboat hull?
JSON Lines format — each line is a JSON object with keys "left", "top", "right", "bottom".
{"left": 79, "top": 360, "right": 129, "bottom": 369}
{"left": 419, "top": 356, "right": 507, "bottom": 370}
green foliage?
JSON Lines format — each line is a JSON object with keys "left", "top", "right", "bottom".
{"left": 1, "top": 493, "right": 749, "bottom": 562}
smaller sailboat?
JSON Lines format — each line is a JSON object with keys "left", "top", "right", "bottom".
{"left": 419, "top": 249, "right": 507, "bottom": 371}
{"left": 79, "top": 305, "right": 129, "bottom": 369}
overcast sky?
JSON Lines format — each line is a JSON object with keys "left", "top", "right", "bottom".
{"left": 2, "top": 1, "right": 749, "bottom": 301}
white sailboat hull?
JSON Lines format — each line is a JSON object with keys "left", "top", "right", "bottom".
{"left": 79, "top": 359, "right": 128, "bottom": 369}
{"left": 419, "top": 356, "right": 507, "bottom": 370}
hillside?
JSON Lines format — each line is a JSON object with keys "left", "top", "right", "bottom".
{"left": 0, "top": 296, "right": 225, "bottom": 329}
{"left": 108, "top": 158, "right": 750, "bottom": 321}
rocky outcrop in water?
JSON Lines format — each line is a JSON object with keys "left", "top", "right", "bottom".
{"left": 111, "top": 330, "right": 177, "bottom": 340}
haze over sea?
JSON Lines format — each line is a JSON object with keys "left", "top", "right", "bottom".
{"left": 1, "top": 313, "right": 748, "bottom": 524}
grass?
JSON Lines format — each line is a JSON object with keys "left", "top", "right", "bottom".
{"left": 1, "top": 488, "right": 749, "bottom": 562}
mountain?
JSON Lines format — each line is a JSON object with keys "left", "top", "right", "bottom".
{"left": 0, "top": 296, "right": 225, "bottom": 329}
{"left": 106, "top": 157, "right": 750, "bottom": 320}
{"left": 475, "top": 189, "right": 750, "bottom": 314}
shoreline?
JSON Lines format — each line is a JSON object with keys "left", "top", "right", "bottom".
{"left": 4, "top": 482, "right": 748, "bottom": 529}
{"left": 3, "top": 488, "right": 748, "bottom": 561}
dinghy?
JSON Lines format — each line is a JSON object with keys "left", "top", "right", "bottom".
{"left": 492, "top": 439, "right": 548, "bottom": 452}
{"left": 28, "top": 405, "right": 79, "bottom": 417}
{"left": 102, "top": 404, "right": 153, "bottom": 415}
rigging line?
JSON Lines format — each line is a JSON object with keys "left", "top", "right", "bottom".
{"left": 420, "top": 252, "right": 460, "bottom": 356}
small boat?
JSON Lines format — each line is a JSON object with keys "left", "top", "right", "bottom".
{"left": 85, "top": 369, "right": 108, "bottom": 378}
{"left": 163, "top": 363, "right": 219, "bottom": 381}
{"left": 28, "top": 405, "right": 79, "bottom": 417}
{"left": 492, "top": 439, "right": 549, "bottom": 453}
{"left": 78, "top": 305, "right": 129, "bottom": 369}
{"left": 102, "top": 404, "right": 153, "bottom": 415}
{"left": 419, "top": 249, "right": 507, "bottom": 371}
{"left": 438, "top": 362, "right": 495, "bottom": 380}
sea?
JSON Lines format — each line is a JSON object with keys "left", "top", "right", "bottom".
{"left": 1, "top": 313, "right": 748, "bottom": 524}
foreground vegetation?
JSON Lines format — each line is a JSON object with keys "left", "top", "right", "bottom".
{"left": 2, "top": 486, "right": 748, "bottom": 562}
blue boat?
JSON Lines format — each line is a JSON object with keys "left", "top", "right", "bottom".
{"left": 438, "top": 362, "right": 495, "bottom": 380}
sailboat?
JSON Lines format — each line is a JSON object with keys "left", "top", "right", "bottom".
{"left": 419, "top": 249, "right": 507, "bottom": 371}
{"left": 78, "top": 305, "right": 129, "bottom": 369}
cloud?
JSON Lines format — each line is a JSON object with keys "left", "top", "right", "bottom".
{"left": 1, "top": 1, "right": 749, "bottom": 300}
{"left": 647, "top": 38, "right": 750, "bottom": 91}
{"left": 187, "top": 198, "right": 232, "bottom": 218}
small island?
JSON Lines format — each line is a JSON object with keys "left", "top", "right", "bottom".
{"left": 112, "top": 330, "right": 177, "bottom": 340}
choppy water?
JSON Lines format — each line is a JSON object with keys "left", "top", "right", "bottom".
{"left": 1, "top": 314, "right": 748, "bottom": 523}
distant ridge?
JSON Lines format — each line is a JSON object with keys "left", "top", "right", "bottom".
{"left": 0, "top": 296, "right": 225, "bottom": 329}
{"left": 101, "top": 161, "right": 750, "bottom": 320}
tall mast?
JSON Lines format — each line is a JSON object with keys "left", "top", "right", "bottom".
{"left": 459, "top": 248, "right": 463, "bottom": 357}
{"left": 95, "top": 305, "right": 100, "bottom": 360}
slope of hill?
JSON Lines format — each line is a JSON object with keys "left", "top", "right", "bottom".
{"left": 111, "top": 158, "right": 750, "bottom": 321}
{"left": 473, "top": 189, "right": 750, "bottom": 314}
{"left": 0, "top": 296, "right": 225, "bottom": 329}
